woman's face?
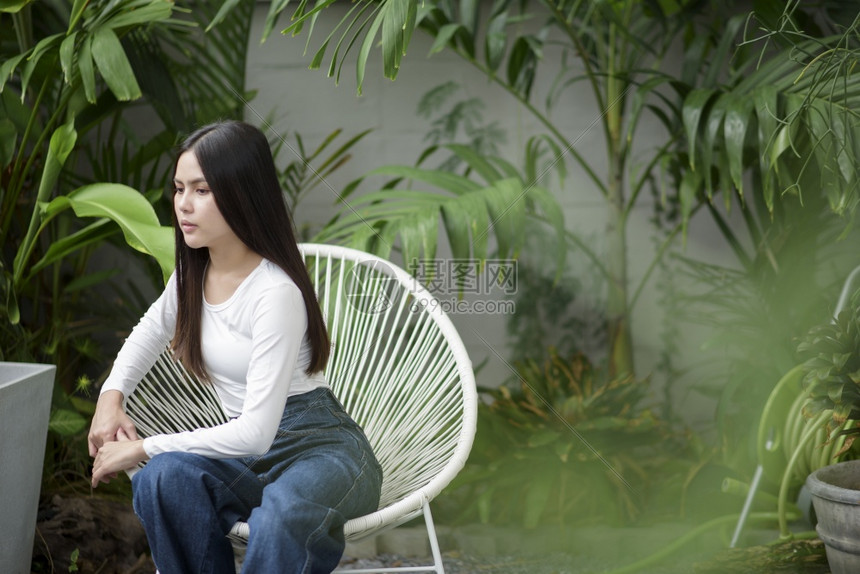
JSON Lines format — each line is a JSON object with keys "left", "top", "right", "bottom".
{"left": 173, "top": 150, "right": 238, "bottom": 252}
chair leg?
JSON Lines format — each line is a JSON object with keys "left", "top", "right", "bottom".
{"left": 424, "top": 502, "right": 446, "bottom": 574}
{"left": 332, "top": 501, "right": 446, "bottom": 574}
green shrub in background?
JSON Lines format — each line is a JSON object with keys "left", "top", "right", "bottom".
{"left": 0, "top": 0, "right": 260, "bottom": 497}
{"left": 438, "top": 348, "right": 686, "bottom": 529}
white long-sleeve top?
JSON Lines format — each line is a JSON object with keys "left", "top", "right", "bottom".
{"left": 100, "top": 258, "right": 328, "bottom": 459}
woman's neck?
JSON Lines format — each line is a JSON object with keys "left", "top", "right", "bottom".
{"left": 204, "top": 245, "right": 263, "bottom": 304}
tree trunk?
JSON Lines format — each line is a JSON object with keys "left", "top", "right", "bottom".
{"left": 606, "top": 157, "right": 634, "bottom": 379}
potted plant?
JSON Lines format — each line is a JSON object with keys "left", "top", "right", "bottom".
{"left": 798, "top": 303, "right": 860, "bottom": 574}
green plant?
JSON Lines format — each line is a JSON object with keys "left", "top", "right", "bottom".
{"left": 504, "top": 225, "right": 607, "bottom": 365}
{"left": 1, "top": 1, "right": 178, "bottom": 375}
{"left": 68, "top": 548, "right": 79, "bottom": 573}
{"left": 798, "top": 302, "right": 860, "bottom": 446}
{"left": 271, "top": 126, "right": 373, "bottom": 239}
{"left": 267, "top": 0, "right": 710, "bottom": 377}
{"left": 416, "top": 81, "right": 507, "bottom": 173}
{"left": 314, "top": 141, "right": 566, "bottom": 271}
{"left": 0, "top": 0, "right": 264, "bottom": 502}
{"left": 255, "top": 1, "right": 860, "bottom": 387}
{"left": 440, "top": 348, "right": 678, "bottom": 528}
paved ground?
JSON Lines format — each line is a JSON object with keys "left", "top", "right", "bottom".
{"left": 336, "top": 524, "right": 830, "bottom": 574}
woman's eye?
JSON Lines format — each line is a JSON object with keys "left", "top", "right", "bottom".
{"left": 196, "top": 188, "right": 210, "bottom": 195}
{"left": 174, "top": 187, "right": 184, "bottom": 194}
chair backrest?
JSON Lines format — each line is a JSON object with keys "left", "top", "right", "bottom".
{"left": 125, "top": 243, "right": 478, "bottom": 535}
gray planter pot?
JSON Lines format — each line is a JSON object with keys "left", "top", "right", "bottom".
{"left": 806, "top": 459, "right": 860, "bottom": 574}
{"left": 0, "top": 362, "right": 56, "bottom": 574}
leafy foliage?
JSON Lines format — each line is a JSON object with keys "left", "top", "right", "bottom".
{"left": 681, "top": 6, "right": 860, "bottom": 221}
{"left": 798, "top": 302, "right": 860, "bottom": 443}
{"left": 316, "top": 143, "right": 566, "bottom": 274}
{"left": 440, "top": 348, "right": 678, "bottom": 528}
{"left": 271, "top": 126, "right": 373, "bottom": 222}
{"left": 0, "top": 0, "right": 259, "bottom": 498}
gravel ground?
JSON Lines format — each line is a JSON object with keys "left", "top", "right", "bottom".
{"left": 339, "top": 552, "right": 579, "bottom": 573}
{"left": 337, "top": 551, "right": 703, "bottom": 574}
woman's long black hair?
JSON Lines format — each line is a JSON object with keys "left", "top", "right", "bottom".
{"left": 170, "top": 120, "right": 329, "bottom": 380}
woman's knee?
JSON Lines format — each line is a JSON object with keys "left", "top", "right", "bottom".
{"left": 132, "top": 452, "right": 216, "bottom": 508}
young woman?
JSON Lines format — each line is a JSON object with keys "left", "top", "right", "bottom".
{"left": 88, "top": 120, "right": 382, "bottom": 573}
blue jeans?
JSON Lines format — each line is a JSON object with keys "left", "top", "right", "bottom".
{"left": 132, "top": 387, "right": 383, "bottom": 574}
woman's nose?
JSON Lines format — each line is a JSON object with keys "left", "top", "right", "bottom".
{"left": 176, "top": 193, "right": 191, "bottom": 212}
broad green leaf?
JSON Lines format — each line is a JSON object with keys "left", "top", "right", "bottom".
{"left": 105, "top": 0, "right": 173, "bottom": 29}
{"left": 78, "top": 35, "right": 96, "bottom": 103}
{"left": 5, "top": 279, "right": 19, "bottom": 324}
{"left": 21, "top": 33, "right": 64, "bottom": 96}
{"left": 703, "top": 14, "right": 745, "bottom": 87}
{"left": 446, "top": 144, "right": 502, "bottom": 185}
{"left": 64, "top": 269, "right": 120, "bottom": 293}
{"left": 506, "top": 35, "right": 535, "bottom": 97}
{"left": 682, "top": 88, "right": 716, "bottom": 170}
{"left": 484, "top": 10, "right": 507, "bottom": 73}
{"left": 700, "top": 95, "right": 726, "bottom": 199}
{"left": 369, "top": 165, "right": 481, "bottom": 195}
{"left": 327, "top": 2, "right": 372, "bottom": 81}
{"left": 770, "top": 124, "right": 792, "bottom": 170}
{"left": 68, "top": 0, "right": 89, "bottom": 32}
{"left": 309, "top": 36, "right": 334, "bottom": 70}
{"left": 428, "top": 23, "right": 461, "bottom": 55}
{"left": 29, "top": 221, "right": 115, "bottom": 275}
{"left": 0, "top": 0, "right": 32, "bottom": 13}
{"left": 754, "top": 84, "right": 779, "bottom": 208}
{"left": 679, "top": 169, "right": 701, "bottom": 240}
{"left": 523, "top": 134, "right": 566, "bottom": 189}
{"left": 356, "top": 5, "right": 385, "bottom": 95}
{"left": 206, "top": 0, "right": 244, "bottom": 31}
{"left": 628, "top": 75, "right": 671, "bottom": 148}
{"left": 397, "top": 209, "right": 439, "bottom": 266}
{"left": 485, "top": 178, "right": 526, "bottom": 258}
{"left": 281, "top": 0, "right": 338, "bottom": 37}
{"left": 59, "top": 32, "right": 77, "bottom": 84}
{"left": 91, "top": 27, "right": 141, "bottom": 101}
{"left": 441, "top": 199, "right": 475, "bottom": 262}
{"left": 0, "top": 53, "right": 26, "bottom": 93}
{"left": 45, "top": 184, "right": 174, "bottom": 281}
{"left": 0, "top": 118, "right": 15, "bottom": 168}
{"left": 528, "top": 185, "right": 566, "bottom": 282}
{"left": 829, "top": 106, "right": 856, "bottom": 185}
{"left": 460, "top": 0, "right": 479, "bottom": 39}
{"left": 262, "top": 0, "right": 294, "bottom": 42}
{"left": 12, "top": 122, "right": 77, "bottom": 285}
{"left": 48, "top": 409, "right": 88, "bottom": 436}
{"left": 724, "top": 95, "right": 751, "bottom": 200}
{"left": 380, "top": 0, "right": 414, "bottom": 79}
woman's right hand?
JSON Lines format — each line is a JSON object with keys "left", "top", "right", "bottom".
{"left": 88, "top": 390, "right": 139, "bottom": 457}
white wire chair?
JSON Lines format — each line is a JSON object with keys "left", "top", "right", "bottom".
{"left": 124, "top": 243, "right": 478, "bottom": 574}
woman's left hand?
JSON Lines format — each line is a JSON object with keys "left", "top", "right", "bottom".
{"left": 91, "top": 428, "right": 148, "bottom": 488}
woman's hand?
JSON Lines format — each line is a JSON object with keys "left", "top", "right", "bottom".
{"left": 88, "top": 390, "right": 139, "bottom": 457}
{"left": 91, "top": 428, "right": 148, "bottom": 488}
